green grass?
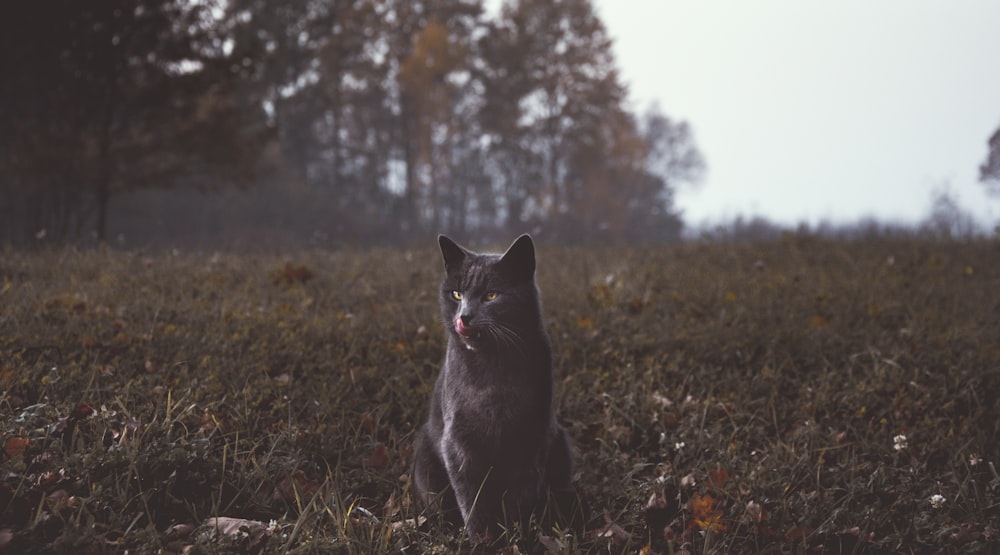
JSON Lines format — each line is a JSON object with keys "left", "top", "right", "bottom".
{"left": 1, "top": 237, "right": 998, "bottom": 553}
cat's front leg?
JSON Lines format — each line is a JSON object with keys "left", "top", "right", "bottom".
{"left": 442, "top": 445, "right": 500, "bottom": 539}
{"left": 413, "top": 425, "right": 463, "bottom": 528}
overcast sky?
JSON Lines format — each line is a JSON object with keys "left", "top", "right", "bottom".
{"left": 596, "top": 1, "right": 1000, "bottom": 229}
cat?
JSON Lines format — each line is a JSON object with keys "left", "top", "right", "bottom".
{"left": 412, "top": 234, "right": 573, "bottom": 540}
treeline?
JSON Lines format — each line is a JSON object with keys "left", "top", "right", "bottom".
{"left": 697, "top": 188, "right": 992, "bottom": 243}
{"left": 0, "top": 0, "right": 706, "bottom": 248}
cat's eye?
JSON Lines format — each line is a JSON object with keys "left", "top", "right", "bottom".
{"left": 451, "top": 291, "right": 463, "bottom": 301}
{"left": 484, "top": 292, "right": 498, "bottom": 301}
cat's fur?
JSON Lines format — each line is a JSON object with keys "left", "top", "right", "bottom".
{"left": 412, "top": 234, "right": 572, "bottom": 540}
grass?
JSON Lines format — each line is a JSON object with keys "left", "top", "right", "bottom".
{"left": 1, "top": 236, "right": 998, "bottom": 553}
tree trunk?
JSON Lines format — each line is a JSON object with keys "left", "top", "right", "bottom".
{"left": 95, "top": 185, "right": 110, "bottom": 243}
{"left": 94, "top": 103, "right": 115, "bottom": 243}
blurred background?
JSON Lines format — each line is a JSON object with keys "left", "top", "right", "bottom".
{"left": 2, "top": 0, "right": 998, "bottom": 249}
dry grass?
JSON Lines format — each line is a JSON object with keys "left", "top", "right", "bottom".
{"left": 1, "top": 236, "right": 998, "bottom": 553}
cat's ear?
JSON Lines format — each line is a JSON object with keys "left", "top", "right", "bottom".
{"left": 498, "top": 234, "right": 535, "bottom": 279}
{"left": 438, "top": 235, "right": 468, "bottom": 273}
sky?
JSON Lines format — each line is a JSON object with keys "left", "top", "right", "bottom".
{"left": 595, "top": 0, "right": 1000, "bottom": 229}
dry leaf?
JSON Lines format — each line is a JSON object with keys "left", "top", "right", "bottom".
{"left": 272, "top": 470, "right": 321, "bottom": 505}
{"left": 708, "top": 467, "right": 730, "bottom": 489}
{"left": 272, "top": 263, "right": 314, "bottom": 285}
{"left": 3, "top": 436, "right": 29, "bottom": 458}
{"left": 596, "top": 508, "right": 631, "bottom": 546}
{"left": 537, "top": 534, "right": 563, "bottom": 553}
{"left": 200, "top": 517, "right": 273, "bottom": 548}
{"left": 390, "top": 516, "right": 426, "bottom": 531}
{"left": 651, "top": 392, "right": 673, "bottom": 408}
{"left": 744, "top": 500, "right": 766, "bottom": 524}
{"left": 689, "top": 493, "right": 726, "bottom": 532}
{"left": 366, "top": 443, "right": 389, "bottom": 470}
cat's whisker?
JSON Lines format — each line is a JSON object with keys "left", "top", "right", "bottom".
{"left": 484, "top": 320, "right": 530, "bottom": 360}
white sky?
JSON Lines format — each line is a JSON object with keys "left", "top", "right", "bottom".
{"left": 596, "top": 0, "right": 1000, "bottom": 228}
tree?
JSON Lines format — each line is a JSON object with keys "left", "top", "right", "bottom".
{"left": 481, "top": 0, "right": 701, "bottom": 243}
{"left": 0, "top": 0, "right": 271, "bottom": 244}
{"left": 627, "top": 106, "right": 705, "bottom": 241}
{"left": 980, "top": 125, "right": 1000, "bottom": 196}
{"left": 1, "top": 0, "right": 705, "bottom": 247}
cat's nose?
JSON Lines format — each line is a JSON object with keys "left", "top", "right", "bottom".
{"left": 460, "top": 313, "right": 472, "bottom": 326}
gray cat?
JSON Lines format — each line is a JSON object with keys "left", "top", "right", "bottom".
{"left": 412, "top": 234, "right": 573, "bottom": 540}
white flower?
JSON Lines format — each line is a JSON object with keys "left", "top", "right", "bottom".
{"left": 969, "top": 454, "right": 982, "bottom": 466}
{"left": 929, "top": 494, "right": 946, "bottom": 509}
{"left": 674, "top": 441, "right": 686, "bottom": 451}
{"left": 893, "top": 434, "right": 908, "bottom": 451}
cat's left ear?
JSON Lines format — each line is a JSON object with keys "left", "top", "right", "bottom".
{"left": 438, "top": 235, "right": 468, "bottom": 273}
{"left": 498, "top": 234, "right": 536, "bottom": 279}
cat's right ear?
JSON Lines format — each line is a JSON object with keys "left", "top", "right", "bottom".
{"left": 438, "top": 235, "right": 467, "bottom": 273}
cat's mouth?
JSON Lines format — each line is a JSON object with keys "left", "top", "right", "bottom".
{"left": 454, "top": 318, "right": 482, "bottom": 340}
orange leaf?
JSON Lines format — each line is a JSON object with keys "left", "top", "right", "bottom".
{"left": 366, "top": 443, "right": 389, "bottom": 470}
{"left": 272, "top": 263, "right": 314, "bottom": 285}
{"left": 71, "top": 404, "right": 95, "bottom": 420}
{"left": 708, "top": 467, "right": 730, "bottom": 489}
{"left": 689, "top": 493, "right": 726, "bottom": 531}
{"left": 273, "top": 470, "right": 321, "bottom": 504}
{"left": 785, "top": 524, "right": 808, "bottom": 543}
{"left": 807, "top": 315, "right": 828, "bottom": 329}
{"left": 3, "top": 437, "right": 29, "bottom": 458}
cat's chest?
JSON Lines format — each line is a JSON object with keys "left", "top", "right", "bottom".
{"left": 439, "top": 377, "right": 526, "bottom": 441}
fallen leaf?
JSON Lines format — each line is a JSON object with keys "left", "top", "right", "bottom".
{"left": 596, "top": 509, "right": 631, "bottom": 546}
{"left": 708, "top": 467, "right": 730, "bottom": 489}
{"left": 200, "top": 517, "right": 273, "bottom": 548}
{"left": 272, "top": 470, "right": 321, "bottom": 505}
{"left": 366, "top": 443, "right": 389, "bottom": 470}
{"left": 0, "top": 528, "right": 12, "bottom": 549}
{"left": 605, "top": 424, "right": 631, "bottom": 444}
{"left": 689, "top": 493, "right": 726, "bottom": 532}
{"left": 651, "top": 392, "right": 673, "bottom": 408}
{"left": 785, "top": 524, "right": 808, "bottom": 543}
{"left": 390, "top": 516, "right": 427, "bottom": 532}
{"left": 165, "top": 523, "right": 197, "bottom": 539}
{"left": 271, "top": 263, "right": 314, "bottom": 285}
{"left": 537, "top": 534, "right": 563, "bottom": 553}
{"left": 744, "top": 500, "right": 766, "bottom": 524}
{"left": 71, "top": 404, "right": 95, "bottom": 419}
{"left": 951, "top": 523, "right": 980, "bottom": 544}
{"left": 3, "top": 437, "right": 29, "bottom": 458}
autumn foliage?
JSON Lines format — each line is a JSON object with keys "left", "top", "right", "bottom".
{"left": 1, "top": 236, "right": 998, "bottom": 552}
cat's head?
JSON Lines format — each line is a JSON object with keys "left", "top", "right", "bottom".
{"left": 437, "top": 234, "right": 540, "bottom": 351}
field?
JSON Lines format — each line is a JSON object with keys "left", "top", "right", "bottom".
{"left": 1, "top": 237, "right": 998, "bottom": 553}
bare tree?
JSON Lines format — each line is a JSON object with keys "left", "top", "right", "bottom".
{"left": 980, "top": 125, "right": 1000, "bottom": 196}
